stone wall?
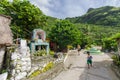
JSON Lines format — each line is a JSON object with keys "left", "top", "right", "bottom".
{"left": 10, "top": 47, "right": 31, "bottom": 80}
{"left": 16, "top": 51, "right": 65, "bottom": 80}
{"left": 0, "top": 38, "right": 66, "bottom": 80}
{"left": 10, "top": 40, "right": 31, "bottom": 80}
{"left": 0, "top": 47, "right": 5, "bottom": 70}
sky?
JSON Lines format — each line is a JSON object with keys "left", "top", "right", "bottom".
{"left": 29, "top": 0, "right": 120, "bottom": 19}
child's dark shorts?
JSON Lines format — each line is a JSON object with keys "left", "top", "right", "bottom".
{"left": 87, "top": 60, "right": 92, "bottom": 64}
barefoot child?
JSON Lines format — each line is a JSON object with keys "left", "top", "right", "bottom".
{"left": 87, "top": 51, "right": 93, "bottom": 69}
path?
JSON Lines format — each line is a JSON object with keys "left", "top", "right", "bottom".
{"left": 53, "top": 50, "right": 119, "bottom": 80}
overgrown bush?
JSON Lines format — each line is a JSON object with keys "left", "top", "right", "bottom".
{"left": 34, "top": 50, "right": 46, "bottom": 56}
{"left": 102, "top": 38, "right": 117, "bottom": 51}
{"left": 112, "top": 55, "right": 120, "bottom": 66}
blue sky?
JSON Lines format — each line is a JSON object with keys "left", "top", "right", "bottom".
{"left": 29, "top": 0, "right": 120, "bottom": 19}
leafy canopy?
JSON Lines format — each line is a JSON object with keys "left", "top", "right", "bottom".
{"left": 0, "top": 0, "right": 47, "bottom": 39}
{"left": 49, "top": 20, "right": 81, "bottom": 50}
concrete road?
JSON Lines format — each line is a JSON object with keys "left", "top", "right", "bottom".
{"left": 53, "top": 50, "right": 119, "bottom": 80}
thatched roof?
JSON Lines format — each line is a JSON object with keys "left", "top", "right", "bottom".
{"left": 0, "top": 15, "right": 13, "bottom": 46}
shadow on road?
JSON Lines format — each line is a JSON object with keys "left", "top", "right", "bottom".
{"left": 53, "top": 50, "right": 119, "bottom": 80}
{"left": 71, "top": 66, "right": 87, "bottom": 69}
{"left": 78, "top": 57, "right": 119, "bottom": 80}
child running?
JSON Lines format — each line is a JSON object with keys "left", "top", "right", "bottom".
{"left": 87, "top": 51, "right": 93, "bottom": 69}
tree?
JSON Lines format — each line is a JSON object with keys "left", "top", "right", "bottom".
{"left": 49, "top": 20, "right": 81, "bottom": 51}
{"left": 0, "top": 0, "right": 47, "bottom": 39}
{"left": 102, "top": 38, "right": 117, "bottom": 51}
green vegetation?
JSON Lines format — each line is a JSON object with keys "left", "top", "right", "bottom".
{"left": 102, "top": 38, "right": 117, "bottom": 51}
{"left": 102, "top": 32, "right": 120, "bottom": 51}
{"left": 109, "top": 33, "right": 120, "bottom": 40}
{"left": 67, "top": 45, "right": 73, "bottom": 50}
{"left": 28, "top": 70, "right": 42, "bottom": 78}
{"left": 33, "top": 49, "right": 55, "bottom": 56}
{"left": 49, "top": 50, "right": 55, "bottom": 56}
{"left": 45, "top": 16, "right": 57, "bottom": 37}
{"left": 34, "top": 50, "right": 46, "bottom": 56}
{"left": 0, "top": 69, "right": 7, "bottom": 74}
{"left": 29, "top": 61, "right": 54, "bottom": 78}
{"left": 1, "top": 1, "right": 120, "bottom": 79}
{"left": 1, "top": 0, "right": 120, "bottom": 52}
{"left": 49, "top": 20, "right": 81, "bottom": 51}
{"left": 0, "top": 0, "right": 47, "bottom": 39}
{"left": 42, "top": 62, "right": 54, "bottom": 72}
{"left": 112, "top": 55, "right": 120, "bottom": 67}
{"left": 74, "top": 23, "right": 120, "bottom": 49}
{"left": 66, "top": 6, "right": 120, "bottom": 27}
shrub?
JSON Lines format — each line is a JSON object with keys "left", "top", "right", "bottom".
{"left": 112, "top": 55, "right": 120, "bottom": 66}
{"left": 49, "top": 51, "right": 55, "bottom": 56}
{"left": 112, "top": 55, "right": 118, "bottom": 61}
{"left": 34, "top": 50, "right": 46, "bottom": 56}
{"left": 42, "top": 62, "right": 54, "bottom": 72}
{"left": 29, "top": 70, "right": 42, "bottom": 78}
{"left": 67, "top": 45, "right": 73, "bottom": 50}
{"left": 28, "top": 62, "right": 54, "bottom": 78}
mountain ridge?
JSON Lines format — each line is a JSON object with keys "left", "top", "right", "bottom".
{"left": 66, "top": 6, "right": 120, "bottom": 26}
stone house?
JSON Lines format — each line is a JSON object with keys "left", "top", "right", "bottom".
{"left": 0, "top": 14, "right": 13, "bottom": 70}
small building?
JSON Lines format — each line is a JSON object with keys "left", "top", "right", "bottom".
{"left": 30, "top": 29, "right": 49, "bottom": 54}
{"left": 0, "top": 15, "right": 13, "bottom": 70}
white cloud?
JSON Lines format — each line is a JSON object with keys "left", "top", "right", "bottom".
{"left": 62, "top": 0, "right": 94, "bottom": 18}
{"left": 64, "top": 5, "right": 85, "bottom": 17}
{"left": 29, "top": 0, "right": 53, "bottom": 16}
{"left": 105, "top": 0, "right": 120, "bottom": 7}
{"left": 29, "top": 0, "right": 120, "bottom": 19}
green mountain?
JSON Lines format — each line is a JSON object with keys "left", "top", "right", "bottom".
{"left": 41, "top": 16, "right": 57, "bottom": 37}
{"left": 66, "top": 6, "right": 120, "bottom": 26}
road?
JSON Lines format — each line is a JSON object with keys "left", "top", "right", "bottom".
{"left": 53, "top": 50, "right": 119, "bottom": 80}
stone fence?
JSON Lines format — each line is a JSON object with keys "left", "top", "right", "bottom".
{"left": 0, "top": 39, "right": 65, "bottom": 80}
{"left": 10, "top": 46, "right": 31, "bottom": 80}
{"left": 31, "top": 55, "right": 55, "bottom": 69}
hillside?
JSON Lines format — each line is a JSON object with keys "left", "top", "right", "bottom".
{"left": 43, "top": 16, "right": 57, "bottom": 36}
{"left": 66, "top": 6, "right": 120, "bottom": 26}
